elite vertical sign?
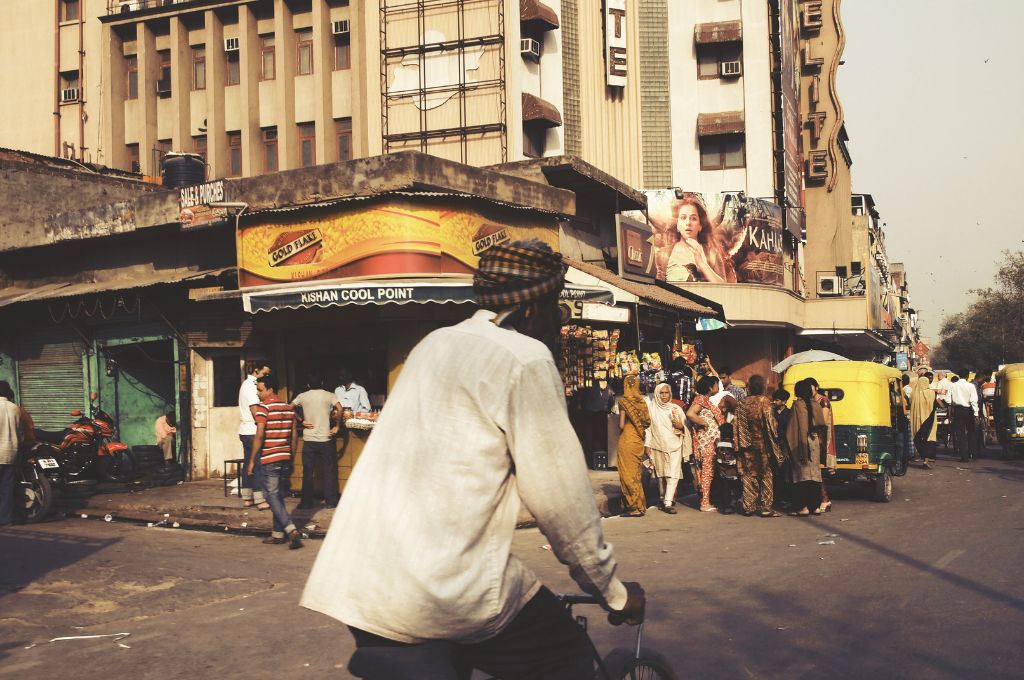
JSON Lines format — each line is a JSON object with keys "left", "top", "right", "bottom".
{"left": 605, "top": 0, "right": 627, "bottom": 88}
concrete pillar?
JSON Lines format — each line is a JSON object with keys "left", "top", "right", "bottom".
{"left": 136, "top": 22, "right": 158, "bottom": 176}
{"left": 273, "top": 0, "right": 296, "bottom": 171}
{"left": 353, "top": 0, "right": 379, "bottom": 157}
{"left": 239, "top": 5, "right": 262, "bottom": 176}
{"left": 312, "top": 0, "right": 335, "bottom": 165}
{"left": 205, "top": 10, "right": 226, "bottom": 178}
{"left": 170, "top": 16, "right": 191, "bottom": 153}
{"left": 101, "top": 27, "right": 127, "bottom": 170}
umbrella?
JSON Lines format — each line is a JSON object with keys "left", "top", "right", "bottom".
{"left": 772, "top": 350, "right": 849, "bottom": 374}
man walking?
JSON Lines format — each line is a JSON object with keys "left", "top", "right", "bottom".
{"left": 949, "top": 370, "right": 979, "bottom": 463}
{"left": 239, "top": 362, "right": 270, "bottom": 509}
{"left": 250, "top": 373, "right": 302, "bottom": 549}
{"left": 302, "top": 241, "right": 643, "bottom": 679}
{"left": 0, "top": 381, "right": 24, "bottom": 527}
{"left": 293, "top": 373, "right": 342, "bottom": 509}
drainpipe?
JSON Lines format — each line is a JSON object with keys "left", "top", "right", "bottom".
{"left": 78, "top": 0, "right": 85, "bottom": 161}
{"left": 54, "top": 0, "right": 61, "bottom": 156}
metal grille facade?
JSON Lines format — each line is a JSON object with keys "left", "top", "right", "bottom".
{"left": 560, "top": 0, "right": 582, "bottom": 157}
{"left": 639, "top": 0, "right": 672, "bottom": 187}
{"left": 17, "top": 336, "right": 86, "bottom": 431}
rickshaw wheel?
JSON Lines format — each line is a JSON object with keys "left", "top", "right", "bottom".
{"left": 872, "top": 468, "right": 893, "bottom": 503}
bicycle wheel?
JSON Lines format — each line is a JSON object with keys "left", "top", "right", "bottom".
{"left": 601, "top": 648, "right": 677, "bottom": 680}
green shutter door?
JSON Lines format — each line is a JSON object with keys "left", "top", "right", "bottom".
{"left": 17, "top": 336, "right": 86, "bottom": 431}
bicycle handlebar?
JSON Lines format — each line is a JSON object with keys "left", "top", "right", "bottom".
{"left": 556, "top": 593, "right": 604, "bottom": 606}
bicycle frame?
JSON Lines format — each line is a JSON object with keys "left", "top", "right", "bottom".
{"left": 556, "top": 593, "right": 643, "bottom": 680}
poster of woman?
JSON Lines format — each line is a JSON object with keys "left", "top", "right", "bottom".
{"left": 629, "top": 190, "right": 785, "bottom": 287}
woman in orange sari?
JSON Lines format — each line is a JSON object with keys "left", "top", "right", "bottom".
{"left": 617, "top": 374, "right": 651, "bottom": 517}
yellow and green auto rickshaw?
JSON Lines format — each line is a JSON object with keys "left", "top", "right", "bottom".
{"left": 994, "top": 363, "right": 1024, "bottom": 459}
{"left": 783, "top": 361, "right": 909, "bottom": 502}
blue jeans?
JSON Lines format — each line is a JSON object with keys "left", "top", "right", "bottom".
{"left": 301, "top": 440, "right": 339, "bottom": 506}
{"left": 239, "top": 435, "right": 265, "bottom": 503}
{"left": 0, "top": 464, "right": 16, "bottom": 525}
{"left": 263, "top": 461, "right": 297, "bottom": 538}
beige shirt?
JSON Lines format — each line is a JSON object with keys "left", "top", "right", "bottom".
{"left": 301, "top": 310, "right": 627, "bottom": 643}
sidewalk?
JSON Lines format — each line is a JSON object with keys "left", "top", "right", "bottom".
{"left": 55, "top": 471, "right": 627, "bottom": 537}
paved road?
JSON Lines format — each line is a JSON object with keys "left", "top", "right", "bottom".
{"left": 2, "top": 448, "right": 1023, "bottom": 679}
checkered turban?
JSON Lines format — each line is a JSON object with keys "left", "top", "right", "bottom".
{"left": 473, "top": 242, "right": 566, "bottom": 309}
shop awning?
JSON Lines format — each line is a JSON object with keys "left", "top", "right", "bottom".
{"left": 522, "top": 93, "right": 562, "bottom": 128}
{"left": 520, "top": 0, "right": 559, "bottom": 31}
{"left": 0, "top": 268, "right": 231, "bottom": 309}
{"left": 697, "top": 111, "right": 745, "bottom": 137}
{"left": 694, "top": 20, "right": 742, "bottom": 44}
{"left": 564, "top": 258, "right": 722, "bottom": 318}
{"left": 241, "top": 278, "right": 615, "bottom": 313}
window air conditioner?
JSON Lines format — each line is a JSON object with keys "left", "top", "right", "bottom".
{"left": 817, "top": 275, "right": 843, "bottom": 297}
{"left": 520, "top": 38, "right": 541, "bottom": 60}
{"left": 224, "top": 37, "right": 240, "bottom": 52}
{"left": 332, "top": 20, "right": 350, "bottom": 35}
{"left": 720, "top": 60, "right": 742, "bottom": 78}
{"left": 60, "top": 88, "right": 80, "bottom": 103}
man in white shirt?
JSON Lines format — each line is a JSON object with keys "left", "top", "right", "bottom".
{"left": 238, "top": 362, "right": 270, "bottom": 508}
{"left": 334, "top": 369, "right": 371, "bottom": 414}
{"left": 303, "top": 241, "right": 644, "bottom": 679}
{"left": 948, "top": 370, "right": 979, "bottom": 462}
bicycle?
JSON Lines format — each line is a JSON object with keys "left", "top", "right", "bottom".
{"left": 347, "top": 593, "right": 677, "bottom": 680}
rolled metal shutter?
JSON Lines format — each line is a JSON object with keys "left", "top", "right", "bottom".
{"left": 17, "top": 336, "right": 86, "bottom": 430}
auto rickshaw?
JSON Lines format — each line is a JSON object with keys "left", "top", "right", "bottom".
{"left": 994, "top": 363, "right": 1024, "bottom": 459}
{"left": 783, "top": 361, "right": 908, "bottom": 502}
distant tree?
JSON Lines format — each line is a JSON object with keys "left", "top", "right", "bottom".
{"left": 933, "top": 251, "right": 1024, "bottom": 370}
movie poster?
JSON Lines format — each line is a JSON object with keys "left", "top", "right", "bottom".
{"left": 624, "top": 190, "right": 785, "bottom": 287}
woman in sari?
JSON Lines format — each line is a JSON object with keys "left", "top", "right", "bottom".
{"left": 618, "top": 374, "right": 651, "bottom": 517}
{"left": 687, "top": 375, "right": 724, "bottom": 512}
{"left": 733, "top": 374, "right": 783, "bottom": 517}
{"left": 910, "top": 375, "right": 939, "bottom": 468}
{"left": 786, "top": 378, "right": 828, "bottom": 516}
{"left": 646, "top": 382, "right": 690, "bottom": 514}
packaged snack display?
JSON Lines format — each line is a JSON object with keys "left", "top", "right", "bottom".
{"left": 560, "top": 326, "right": 621, "bottom": 395}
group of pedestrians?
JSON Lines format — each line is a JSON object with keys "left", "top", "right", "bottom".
{"left": 236, "top": 361, "right": 372, "bottom": 550}
{"left": 616, "top": 370, "right": 836, "bottom": 518}
{"left": 908, "top": 367, "right": 986, "bottom": 466}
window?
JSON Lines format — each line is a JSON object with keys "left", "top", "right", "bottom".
{"left": 212, "top": 355, "right": 243, "bottom": 408}
{"left": 228, "top": 132, "right": 242, "bottom": 176}
{"left": 192, "top": 47, "right": 206, "bottom": 90}
{"left": 193, "top": 135, "right": 207, "bottom": 163}
{"left": 298, "top": 123, "right": 315, "bottom": 167}
{"left": 333, "top": 34, "right": 350, "bottom": 71}
{"left": 61, "top": 0, "right": 79, "bottom": 22}
{"left": 696, "top": 43, "right": 742, "bottom": 80}
{"left": 263, "top": 128, "right": 278, "bottom": 172}
{"left": 699, "top": 135, "right": 745, "bottom": 170}
{"left": 126, "top": 143, "right": 140, "bottom": 173}
{"left": 126, "top": 55, "right": 138, "bottom": 99}
{"left": 296, "top": 30, "right": 313, "bottom": 75}
{"left": 157, "top": 50, "right": 171, "bottom": 96}
{"left": 260, "top": 35, "right": 276, "bottom": 80}
{"left": 226, "top": 51, "right": 240, "bottom": 86}
{"left": 336, "top": 118, "right": 352, "bottom": 161}
{"left": 60, "top": 71, "right": 80, "bottom": 90}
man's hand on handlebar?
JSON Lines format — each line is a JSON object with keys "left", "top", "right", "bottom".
{"left": 608, "top": 582, "right": 645, "bottom": 626}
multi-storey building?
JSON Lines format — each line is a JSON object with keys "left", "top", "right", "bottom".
{"left": 0, "top": 0, "right": 645, "bottom": 186}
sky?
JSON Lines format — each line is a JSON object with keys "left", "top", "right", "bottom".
{"left": 838, "top": 0, "right": 1024, "bottom": 342}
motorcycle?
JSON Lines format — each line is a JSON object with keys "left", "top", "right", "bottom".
{"left": 30, "top": 394, "right": 135, "bottom": 490}
{"left": 16, "top": 447, "right": 55, "bottom": 522}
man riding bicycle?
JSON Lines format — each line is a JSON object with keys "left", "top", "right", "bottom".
{"left": 302, "top": 241, "right": 645, "bottom": 679}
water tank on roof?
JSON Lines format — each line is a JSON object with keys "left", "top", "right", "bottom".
{"left": 161, "top": 152, "right": 206, "bottom": 189}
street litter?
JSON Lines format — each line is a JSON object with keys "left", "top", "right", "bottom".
{"left": 240, "top": 522, "right": 248, "bottom": 528}
{"left": 840, "top": 518, "right": 849, "bottom": 522}
{"left": 118, "top": 643, "right": 131, "bottom": 649}
{"left": 103, "top": 514, "right": 113, "bottom": 522}
{"left": 776, "top": 627, "right": 787, "bottom": 630}
{"left": 172, "top": 522, "right": 180, "bottom": 528}
{"left": 301, "top": 532, "right": 310, "bottom": 539}
{"left": 305, "top": 523, "right": 318, "bottom": 531}
{"left": 49, "top": 633, "right": 131, "bottom": 644}
{"left": 80, "top": 514, "right": 88, "bottom": 519}
{"left": 163, "top": 513, "right": 170, "bottom": 518}
{"left": 146, "top": 523, "right": 154, "bottom": 528}
{"left": 818, "top": 540, "right": 836, "bottom": 545}
{"left": 788, "top": 544, "right": 797, "bottom": 548}
{"left": 541, "top": 544, "right": 551, "bottom": 550}
{"left": 823, "top": 533, "right": 838, "bottom": 538}
{"left": 23, "top": 644, "right": 36, "bottom": 650}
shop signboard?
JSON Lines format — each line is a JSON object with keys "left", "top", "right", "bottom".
{"left": 604, "top": 0, "right": 628, "bottom": 88}
{"left": 896, "top": 352, "right": 910, "bottom": 371}
{"left": 615, "top": 214, "right": 656, "bottom": 283}
{"left": 179, "top": 180, "right": 228, "bottom": 230}
{"left": 623, "top": 190, "right": 785, "bottom": 287}
{"left": 236, "top": 198, "right": 558, "bottom": 287}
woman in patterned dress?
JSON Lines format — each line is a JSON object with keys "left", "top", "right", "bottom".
{"left": 686, "top": 375, "right": 725, "bottom": 512}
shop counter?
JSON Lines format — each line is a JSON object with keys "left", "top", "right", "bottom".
{"left": 289, "top": 428, "right": 371, "bottom": 495}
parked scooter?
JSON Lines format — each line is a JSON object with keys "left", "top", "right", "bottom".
{"left": 16, "top": 446, "right": 55, "bottom": 522}
{"left": 30, "top": 393, "right": 134, "bottom": 491}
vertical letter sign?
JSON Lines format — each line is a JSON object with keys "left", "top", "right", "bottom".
{"left": 605, "top": 0, "right": 627, "bottom": 88}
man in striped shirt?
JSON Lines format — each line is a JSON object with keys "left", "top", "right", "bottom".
{"left": 249, "top": 373, "right": 303, "bottom": 549}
